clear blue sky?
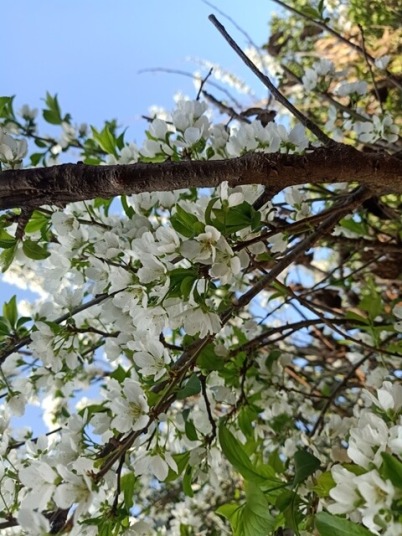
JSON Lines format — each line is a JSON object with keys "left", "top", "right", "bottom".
{"left": 3, "top": 0, "right": 274, "bottom": 142}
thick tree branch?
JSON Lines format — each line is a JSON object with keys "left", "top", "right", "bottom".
{"left": 1, "top": 146, "right": 402, "bottom": 210}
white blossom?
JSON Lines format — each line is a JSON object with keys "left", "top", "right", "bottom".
{"left": 0, "top": 130, "right": 28, "bottom": 165}
{"left": 109, "top": 379, "right": 149, "bottom": 433}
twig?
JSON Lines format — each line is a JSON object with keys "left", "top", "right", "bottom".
{"left": 139, "top": 67, "right": 242, "bottom": 108}
{"left": 231, "top": 185, "right": 372, "bottom": 310}
{"left": 202, "top": 89, "right": 250, "bottom": 123}
{"left": 196, "top": 68, "right": 213, "bottom": 100}
{"left": 358, "top": 24, "right": 383, "bottom": 113}
{"left": 200, "top": 374, "right": 217, "bottom": 442}
{"left": 0, "top": 291, "right": 117, "bottom": 365}
{"left": 208, "top": 14, "right": 336, "bottom": 147}
{"left": 310, "top": 353, "right": 368, "bottom": 436}
{"left": 202, "top": 0, "right": 269, "bottom": 78}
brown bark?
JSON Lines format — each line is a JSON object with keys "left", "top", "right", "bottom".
{"left": 1, "top": 144, "right": 401, "bottom": 210}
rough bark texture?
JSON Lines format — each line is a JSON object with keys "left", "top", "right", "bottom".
{"left": 1, "top": 144, "right": 402, "bottom": 210}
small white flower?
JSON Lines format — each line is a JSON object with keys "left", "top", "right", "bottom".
{"left": 149, "top": 118, "right": 169, "bottom": 139}
{"left": 54, "top": 462, "right": 94, "bottom": 519}
{"left": 19, "top": 104, "right": 38, "bottom": 120}
{"left": 19, "top": 462, "right": 58, "bottom": 511}
{"left": 130, "top": 339, "right": 170, "bottom": 381}
{"left": 183, "top": 307, "right": 221, "bottom": 338}
{"left": 336, "top": 81, "right": 368, "bottom": 97}
{"left": 0, "top": 130, "right": 28, "bottom": 165}
{"left": 134, "top": 452, "right": 177, "bottom": 481}
{"left": 302, "top": 68, "right": 318, "bottom": 92}
{"left": 17, "top": 509, "right": 50, "bottom": 534}
{"left": 52, "top": 211, "right": 79, "bottom": 236}
{"left": 364, "top": 381, "right": 402, "bottom": 413}
{"left": 268, "top": 233, "right": 288, "bottom": 253}
{"left": 109, "top": 379, "right": 149, "bottom": 433}
{"left": 374, "top": 55, "right": 390, "bottom": 70}
{"left": 183, "top": 126, "right": 202, "bottom": 146}
{"left": 180, "top": 225, "right": 221, "bottom": 264}
{"left": 328, "top": 465, "right": 360, "bottom": 515}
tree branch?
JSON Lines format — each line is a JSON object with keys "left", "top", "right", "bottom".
{"left": 208, "top": 14, "right": 335, "bottom": 146}
{"left": 1, "top": 146, "right": 402, "bottom": 210}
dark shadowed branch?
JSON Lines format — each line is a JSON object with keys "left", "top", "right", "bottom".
{"left": 2, "top": 146, "right": 402, "bottom": 210}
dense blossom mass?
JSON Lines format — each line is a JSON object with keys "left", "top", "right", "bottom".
{"left": 0, "top": 1, "right": 401, "bottom": 535}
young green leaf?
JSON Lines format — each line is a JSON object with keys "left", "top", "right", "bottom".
{"left": 176, "top": 374, "right": 202, "bottom": 400}
{"left": 293, "top": 449, "right": 321, "bottom": 485}
{"left": 217, "top": 482, "right": 275, "bottom": 536}
{"left": 316, "top": 512, "right": 375, "bottom": 535}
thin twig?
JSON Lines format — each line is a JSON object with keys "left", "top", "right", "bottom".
{"left": 231, "top": 186, "right": 372, "bottom": 310}
{"left": 208, "top": 14, "right": 336, "bottom": 146}
{"left": 202, "top": 89, "right": 250, "bottom": 123}
{"left": 202, "top": 0, "right": 270, "bottom": 78}
{"left": 358, "top": 24, "right": 383, "bottom": 113}
{"left": 139, "top": 67, "right": 243, "bottom": 108}
{"left": 196, "top": 68, "right": 213, "bottom": 100}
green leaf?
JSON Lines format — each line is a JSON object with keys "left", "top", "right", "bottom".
{"left": 219, "top": 423, "right": 279, "bottom": 485}
{"left": 340, "top": 218, "right": 367, "bottom": 236}
{"left": 91, "top": 125, "right": 118, "bottom": 157}
{"left": 43, "top": 92, "right": 63, "bottom": 124}
{"left": 121, "top": 472, "right": 136, "bottom": 511}
{"left": 238, "top": 406, "right": 259, "bottom": 438}
{"left": 208, "top": 201, "right": 260, "bottom": 235}
{"left": 302, "top": 5, "right": 321, "bottom": 19}
{"left": 0, "top": 320, "right": 11, "bottom": 336}
{"left": 0, "top": 230, "right": 17, "bottom": 249}
{"left": 22, "top": 239, "right": 49, "bottom": 260}
{"left": 267, "top": 449, "right": 285, "bottom": 475}
{"left": 381, "top": 452, "right": 402, "bottom": 489}
{"left": 265, "top": 349, "right": 282, "bottom": 370}
{"left": 0, "top": 243, "right": 17, "bottom": 272}
{"left": 184, "top": 419, "right": 198, "bottom": 441}
{"left": 217, "top": 482, "right": 275, "bottom": 536}
{"left": 183, "top": 466, "right": 193, "bottom": 497}
{"left": 180, "top": 276, "right": 196, "bottom": 299}
{"left": 312, "top": 471, "right": 335, "bottom": 498}
{"left": 0, "top": 96, "right": 15, "bottom": 119}
{"left": 24, "top": 211, "right": 50, "bottom": 234}
{"left": 120, "top": 195, "right": 135, "bottom": 218}
{"left": 359, "top": 292, "right": 382, "bottom": 320}
{"left": 293, "top": 449, "right": 321, "bottom": 485}
{"left": 165, "top": 451, "right": 190, "bottom": 482}
{"left": 196, "top": 343, "right": 224, "bottom": 372}
{"left": 176, "top": 374, "right": 201, "bottom": 400}
{"left": 275, "top": 489, "right": 302, "bottom": 530}
{"left": 166, "top": 268, "right": 198, "bottom": 300}
{"left": 110, "top": 365, "right": 129, "bottom": 383}
{"left": 316, "top": 512, "right": 375, "bottom": 535}
{"left": 204, "top": 197, "right": 220, "bottom": 227}
{"left": 345, "top": 311, "right": 369, "bottom": 325}
{"left": 170, "top": 204, "right": 204, "bottom": 238}
{"left": 3, "top": 296, "right": 18, "bottom": 327}
{"left": 30, "top": 152, "right": 44, "bottom": 166}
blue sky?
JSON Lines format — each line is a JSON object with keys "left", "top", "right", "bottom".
{"left": 3, "top": 0, "right": 274, "bottom": 142}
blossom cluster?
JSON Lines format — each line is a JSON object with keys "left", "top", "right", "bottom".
{"left": 326, "top": 381, "right": 402, "bottom": 534}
